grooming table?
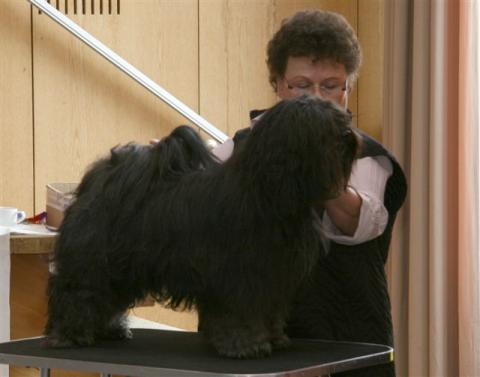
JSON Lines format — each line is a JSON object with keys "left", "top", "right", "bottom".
{"left": 0, "top": 328, "right": 393, "bottom": 377}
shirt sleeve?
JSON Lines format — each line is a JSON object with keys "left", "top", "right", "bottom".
{"left": 213, "top": 114, "right": 262, "bottom": 162}
{"left": 211, "top": 138, "right": 235, "bottom": 161}
{"left": 319, "top": 156, "right": 393, "bottom": 245}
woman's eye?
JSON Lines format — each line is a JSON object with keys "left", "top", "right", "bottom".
{"left": 296, "top": 82, "right": 312, "bottom": 89}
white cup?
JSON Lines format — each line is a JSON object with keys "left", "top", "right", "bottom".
{"left": 0, "top": 207, "right": 26, "bottom": 227}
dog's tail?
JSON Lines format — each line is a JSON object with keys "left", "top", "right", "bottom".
{"left": 68, "top": 125, "right": 217, "bottom": 209}
{"left": 153, "top": 125, "right": 220, "bottom": 178}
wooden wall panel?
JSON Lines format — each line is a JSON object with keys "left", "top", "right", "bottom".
{"left": 0, "top": 1, "right": 34, "bottom": 214}
{"left": 272, "top": 0, "right": 356, "bottom": 24}
{"left": 32, "top": 0, "right": 199, "bottom": 212}
{"left": 358, "top": 0, "right": 384, "bottom": 141}
{"left": 199, "top": 0, "right": 277, "bottom": 136}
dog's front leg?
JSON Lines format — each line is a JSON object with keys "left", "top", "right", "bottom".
{"left": 266, "top": 313, "right": 291, "bottom": 350}
{"left": 198, "top": 307, "right": 273, "bottom": 359}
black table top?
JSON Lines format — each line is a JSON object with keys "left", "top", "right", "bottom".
{"left": 0, "top": 329, "right": 393, "bottom": 377}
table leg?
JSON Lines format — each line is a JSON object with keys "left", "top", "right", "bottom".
{"left": 39, "top": 368, "right": 50, "bottom": 377}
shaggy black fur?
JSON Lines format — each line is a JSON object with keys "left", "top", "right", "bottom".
{"left": 44, "top": 95, "right": 357, "bottom": 358}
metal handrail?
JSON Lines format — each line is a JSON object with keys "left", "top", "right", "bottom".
{"left": 27, "top": 0, "right": 228, "bottom": 144}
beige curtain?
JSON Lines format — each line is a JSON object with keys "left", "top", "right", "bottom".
{"left": 383, "top": 0, "right": 479, "bottom": 376}
{"left": 458, "top": 1, "right": 480, "bottom": 375}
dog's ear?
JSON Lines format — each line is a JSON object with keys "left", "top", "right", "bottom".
{"left": 232, "top": 95, "right": 357, "bottom": 204}
{"left": 270, "top": 96, "right": 357, "bottom": 203}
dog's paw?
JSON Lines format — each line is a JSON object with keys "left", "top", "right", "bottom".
{"left": 42, "top": 335, "right": 75, "bottom": 348}
{"left": 103, "top": 326, "right": 133, "bottom": 341}
{"left": 43, "top": 332, "right": 95, "bottom": 348}
{"left": 217, "top": 340, "right": 273, "bottom": 359}
{"left": 270, "top": 333, "right": 291, "bottom": 350}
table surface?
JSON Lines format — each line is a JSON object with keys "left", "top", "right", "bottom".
{"left": 0, "top": 328, "right": 392, "bottom": 377}
{"left": 10, "top": 233, "right": 56, "bottom": 254}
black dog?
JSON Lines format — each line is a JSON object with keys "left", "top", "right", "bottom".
{"left": 44, "top": 95, "right": 357, "bottom": 358}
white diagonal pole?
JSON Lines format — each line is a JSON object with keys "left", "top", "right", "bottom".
{"left": 27, "top": 0, "right": 228, "bottom": 143}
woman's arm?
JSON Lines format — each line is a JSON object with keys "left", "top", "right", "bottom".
{"left": 211, "top": 139, "right": 235, "bottom": 161}
{"left": 321, "top": 186, "right": 362, "bottom": 236}
{"left": 316, "top": 156, "right": 393, "bottom": 245}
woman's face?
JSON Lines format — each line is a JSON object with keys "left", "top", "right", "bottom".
{"left": 276, "top": 56, "right": 350, "bottom": 108}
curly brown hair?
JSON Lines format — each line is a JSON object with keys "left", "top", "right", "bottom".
{"left": 267, "top": 10, "right": 362, "bottom": 89}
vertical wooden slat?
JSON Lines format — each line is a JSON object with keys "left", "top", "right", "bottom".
{"left": 0, "top": 0, "right": 34, "bottom": 214}
{"left": 358, "top": 0, "right": 384, "bottom": 140}
{"left": 199, "top": 0, "right": 276, "bottom": 136}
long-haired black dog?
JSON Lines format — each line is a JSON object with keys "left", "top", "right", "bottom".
{"left": 44, "top": 95, "right": 358, "bottom": 358}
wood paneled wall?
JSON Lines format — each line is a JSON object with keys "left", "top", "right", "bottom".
{"left": 1, "top": 0, "right": 383, "bottom": 215}
{"left": 1, "top": 1, "right": 384, "bottom": 374}
{"left": 358, "top": 0, "right": 384, "bottom": 140}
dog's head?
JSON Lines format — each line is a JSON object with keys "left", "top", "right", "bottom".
{"left": 238, "top": 95, "right": 358, "bottom": 204}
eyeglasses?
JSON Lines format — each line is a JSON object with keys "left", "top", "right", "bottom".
{"left": 285, "top": 79, "right": 349, "bottom": 98}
